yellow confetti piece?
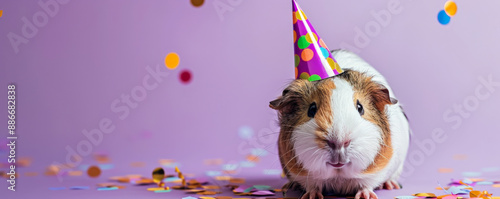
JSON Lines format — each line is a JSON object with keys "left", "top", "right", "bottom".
{"left": 165, "top": 52, "right": 180, "bottom": 70}
{"left": 444, "top": 1, "right": 457, "bottom": 16}
{"left": 492, "top": 184, "right": 500, "bottom": 188}
{"left": 413, "top": 193, "right": 436, "bottom": 197}
{"left": 147, "top": 187, "right": 167, "bottom": 191}
{"left": 228, "top": 178, "right": 245, "bottom": 184}
{"left": 0, "top": 10, "right": 3, "bottom": 18}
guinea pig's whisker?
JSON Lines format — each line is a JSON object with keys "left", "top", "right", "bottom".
{"left": 281, "top": 146, "right": 317, "bottom": 174}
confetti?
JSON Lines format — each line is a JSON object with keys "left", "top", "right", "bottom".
{"left": 70, "top": 186, "right": 90, "bottom": 190}
{"left": 228, "top": 178, "right": 245, "bottom": 184}
{"left": 68, "top": 170, "right": 83, "bottom": 176}
{"left": 152, "top": 167, "right": 165, "bottom": 184}
{"left": 165, "top": 52, "right": 180, "bottom": 70}
{"left": 205, "top": 171, "right": 222, "bottom": 176}
{"left": 238, "top": 126, "right": 254, "bottom": 140}
{"left": 190, "top": 0, "right": 204, "bottom": 7}
{"left": 49, "top": 187, "right": 66, "bottom": 190}
{"left": 239, "top": 161, "right": 256, "bottom": 168}
{"left": 263, "top": 169, "right": 282, "bottom": 175}
{"left": 250, "top": 148, "right": 268, "bottom": 156}
{"left": 98, "top": 164, "right": 114, "bottom": 170}
{"left": 97, "top": 187, "right": 119, "bottom": 191}
{"left": 154, "top": 189, "right": 172, "bottom": 193}
{"left": 0, "top": 10, "right": 3, "bottom": 18}
{"left": 437, "top": 10, "right": 451, "bottom": 25}
{"left": 444, "top": 1, "right": 457, "bottom": 16}
{"left": 179, "top": 69, "right": 192, "bottom": 84}
{"left": 87, "top": 165, "right": 101, "bottom": 178}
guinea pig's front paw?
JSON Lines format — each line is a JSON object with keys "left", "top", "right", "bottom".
{"left": 377, "top": 180, "right": 401, "bottom": 190}
{"left": 301, "top": 190, "right": 324, "bottom": 199}
{"left": 355, "top": 188, "right": 378, "bottom": 199}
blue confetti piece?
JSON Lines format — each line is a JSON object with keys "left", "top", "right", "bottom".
{"left": 181, "top": 196, "right": 197, "bottom": 199}
{"left": 49, "top": 187, "right": 66, "bottom": 190}
{"left": 251, "top": 148, "right": 268, "bottom": 156}
{"left": 240, "top": 161, "right": 256, "bottom": 168}
{"left": 462, "top": 172, "right": 481, "bottom": 177}
{"left": 155, "top": 189, "right": 172, "bottom": 193}
{"left": 98, "top": 164, "right": 114, "bottom": 170}
{"left": 222, "top": 163, "right": 238, "bottom": 171}
{"left": 205, "top": 171, "right": 221, "bottom": 176}
{"left": 70, "top": 186, "right": 90, "bottom": 190}
{"left": 462, "top": 179, "right": 474, "bottom": 184}
{"left": 438, "top": 10, "right": 451, "bottom": 25}
{"left": 243, "top": 186, "right": 255, "bottom": 193}
{"left": 78, "top": 164, "right": 89, "bottom": 170}
{"left": 263, "top": 169, "right": 282, "bottom": 175}
{"left": 447, "top": 186, "right": 470, "bottom": 194}
{"left": 163, "top": 177, "right": 180, "bottom": 182}
{"left": 162, "top": 162, "right": 181, "bottom": 168}
{"left": 395, "top": 196, "right": 418, "bottom": 199}
{"left": 253, "top": 185, "right": 271, "bottom": 191}
{"left": 476, "top": 181, "right": 494, "bottom": 185}
{"left": 238, "top": 126, "right": 254, "bottom": 140}
{"left": 97, "top": 187, "right": 118, "bottom": 191}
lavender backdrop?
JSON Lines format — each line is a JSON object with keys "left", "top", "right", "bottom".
{"left": 1, "top": 0, "right": 500, "bottom": 198}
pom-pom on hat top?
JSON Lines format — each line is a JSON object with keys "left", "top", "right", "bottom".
{"left": 292, "top": 0, "right": 343, "bottom": 81}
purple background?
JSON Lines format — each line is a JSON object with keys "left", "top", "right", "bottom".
{"left": 1, "top": 0, "right": 500, "bottom": 198}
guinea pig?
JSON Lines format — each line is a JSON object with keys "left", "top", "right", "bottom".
{"left": 269, "top": 50, "right": 410, "bottom": 199}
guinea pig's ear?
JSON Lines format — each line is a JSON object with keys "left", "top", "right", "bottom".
{"left": 371, "top": 84, "right": 393, "bottom": 112}
{"left": 269, "top": 89, "right": 297, "bottom": 114}
{"left": 269, "top": 80, "right": 308, "bottom": 114}
{"left": 269, "top": 89, "right": 288, "bottom": 110}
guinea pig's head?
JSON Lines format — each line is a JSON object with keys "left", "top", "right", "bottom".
{"left": 270, "top": 70, "right": 394, "bottom": 179}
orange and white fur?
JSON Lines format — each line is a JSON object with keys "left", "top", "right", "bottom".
{"left": 270, "top": 50, "right": 410, "bottom": 199}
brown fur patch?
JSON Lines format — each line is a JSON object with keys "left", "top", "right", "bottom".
{"left": 271, "top": 78, "right": 336, "bottom": 177}
{"left": 336, "top": 70, "right": 393, "bottom": 174}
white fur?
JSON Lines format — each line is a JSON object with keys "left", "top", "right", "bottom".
{"left": 288, "top": 50, "right": 410, "bottom": 196}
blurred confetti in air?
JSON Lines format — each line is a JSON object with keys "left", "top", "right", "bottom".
{"left": 438, "top": 1, "right": 457, "bottom": 25}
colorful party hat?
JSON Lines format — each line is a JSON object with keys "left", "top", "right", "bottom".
{"left": 292, "top": 0, "right": 343, "bottom": 81}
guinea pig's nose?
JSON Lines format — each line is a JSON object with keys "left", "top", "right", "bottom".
{"left": 327, "top": 140, "right": 351, "bottom": 150}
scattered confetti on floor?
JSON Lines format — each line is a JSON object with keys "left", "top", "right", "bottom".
{"left": 396, "top": 178, "right": 500, "bottom": 199}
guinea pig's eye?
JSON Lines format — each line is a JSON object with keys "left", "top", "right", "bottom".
{"left": 356, "top": 100, "right": 364, "bottom": 116}
{"left": 308, "top": 102, "right": 317, "bottom": 118}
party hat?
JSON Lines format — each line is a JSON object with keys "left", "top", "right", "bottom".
{"left": 292, "top": 0, "right": 343, "bottom": 81}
